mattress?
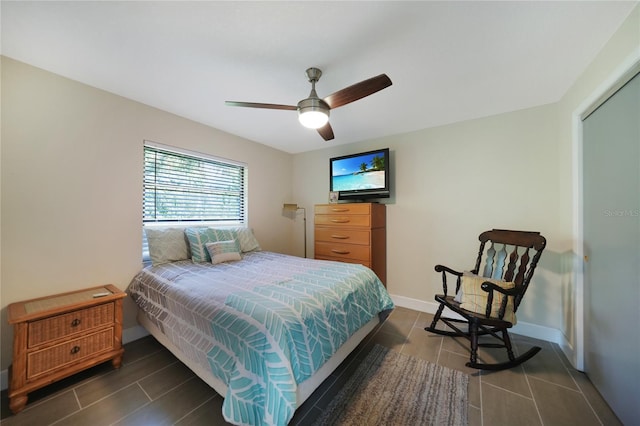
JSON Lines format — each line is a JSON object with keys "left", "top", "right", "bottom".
{"left": 127, "top": 251, "right": 394, "bottom": 426}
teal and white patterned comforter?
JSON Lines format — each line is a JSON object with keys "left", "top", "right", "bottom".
{"left": 128, "top": 251, "right": 394, "bottom": 425}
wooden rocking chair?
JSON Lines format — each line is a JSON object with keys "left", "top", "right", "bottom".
{"left": 425, "top": 229, "right": 546, "bottom": 370}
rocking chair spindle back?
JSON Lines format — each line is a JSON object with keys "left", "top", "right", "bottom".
{"left": 426, "top": 229, "right": 546, "bottom": 370}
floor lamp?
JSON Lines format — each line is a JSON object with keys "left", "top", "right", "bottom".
{"left": 283, "top": 203, "right": 307, "bottom": 258}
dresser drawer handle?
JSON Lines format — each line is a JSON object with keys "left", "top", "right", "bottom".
{"left": 330, "top": 219, "right": 350, "bottom": 223}
{"left": 331, "top": 234, "right": 350, "bottom": 239}
{"left": 70, "top": 318, "right": 81, "bottom": 327}
{"left": 330, "top": 208, "right": 350, "bottom": 212}
{"left": 331, "top": 249, "right": 351, "bottom": 255}
{"left": 70, "top": 346, "right": 81, "bottom": 355}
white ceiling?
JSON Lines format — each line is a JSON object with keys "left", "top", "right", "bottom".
{"left": 1, "top": 1, "right": 636, "bottom": 154}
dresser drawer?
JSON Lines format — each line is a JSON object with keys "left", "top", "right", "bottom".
{"left": 27, "top": 328, "right": 115, "bottom": 379}
{"left": 315, "top": 228, "right": 370, "bottom": 245}
{"left": 315, "top": 214, "right": 371, "bottom": 228}
{"left": 315, "top": 204, "right": 372, "bottom": 215}
{"left": 315, "top": 255, "right": 371, "bottom": 268}
{"left": 315, "top": 242, "right": 370, "bottom": 262}
{"left": 28, "top": 303, "right": 114, "bottom": 348}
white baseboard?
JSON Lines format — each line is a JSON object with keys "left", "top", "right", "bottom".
{"left": 390, "top": 293, "right": 564, "bottom": 345}
{"left": 1, "top": 325, "right": 150, "bottom": 392}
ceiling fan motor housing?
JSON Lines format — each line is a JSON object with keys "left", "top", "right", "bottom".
{"left": 305, "top": 67, "right": 323, "bottom": 82}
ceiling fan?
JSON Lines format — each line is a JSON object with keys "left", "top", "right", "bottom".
{"left": 225, "top": 68, "right": 392, "bottom": 141}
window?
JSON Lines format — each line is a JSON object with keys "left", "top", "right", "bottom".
{"left": 143, "top": 142, "right": 246, "bottom": 225}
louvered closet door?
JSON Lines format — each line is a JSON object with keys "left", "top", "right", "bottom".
{"left": 582, "top": 71, "right": 640, "bottom": 425}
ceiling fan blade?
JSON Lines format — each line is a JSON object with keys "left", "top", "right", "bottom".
{"left": 323, "top": 74, "right": 392, "bottom": 109}
{"left": 317, "top": 122, "right": 335, "bottom": 141}
{"left": 225, "top": 101, "right": 297, "bottom": 111}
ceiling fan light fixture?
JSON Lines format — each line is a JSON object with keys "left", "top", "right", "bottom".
{"left": 297, "top": 98, "right": 330, "bottom": 129}
{"left": 226, "top": 67, "right": 392, "bottom": 141}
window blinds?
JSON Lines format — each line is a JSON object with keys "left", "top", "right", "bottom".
{"left": 143, "top": 144, "right": 245, "bottom": 224}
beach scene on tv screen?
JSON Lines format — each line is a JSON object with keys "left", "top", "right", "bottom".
{"left": 332, "top": 152, "right": 385, "bottom": 191}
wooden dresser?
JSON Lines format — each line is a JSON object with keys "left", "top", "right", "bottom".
{"left": 7, "top": 284, "right": 126, "bottom": 414}
{"left": 314, "top": 203, "right": 386, "bottom": 285}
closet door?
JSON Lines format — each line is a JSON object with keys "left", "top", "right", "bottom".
{"left": 582, "top": 71, "right": 639, "bottom": 425}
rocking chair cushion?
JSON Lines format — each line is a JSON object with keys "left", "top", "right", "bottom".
{"left": 460, "top": 273, "right": 517, "bottom": 324}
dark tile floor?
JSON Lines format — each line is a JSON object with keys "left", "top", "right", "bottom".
{"left": 0, "top": 307, "right": 621, "bottom": 425}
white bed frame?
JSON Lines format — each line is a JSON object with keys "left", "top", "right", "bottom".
{"left": 137, "top": 311, "right": 378, "bottom": 408}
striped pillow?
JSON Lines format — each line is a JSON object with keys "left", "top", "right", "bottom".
{"left": 206, "top": 240, "right": 241, "bottom": 264}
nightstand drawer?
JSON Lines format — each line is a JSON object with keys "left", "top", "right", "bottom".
{"left": 315, "top": 228, "right": 370, "bottom": 245}
{"left": 27, "top": 328, "right": 115, "bottom": 379}
{"left": 315, "top": 242, "right": 370, "bottom": 261}
{"left": 28, "top": 303, "right": 114, "bottom": 348}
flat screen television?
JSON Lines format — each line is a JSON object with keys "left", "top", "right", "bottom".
{"left": 330, "top": 148, "right": 390, "bottom": 201}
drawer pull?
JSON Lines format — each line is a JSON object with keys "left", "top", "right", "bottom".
{"left": 330, "top": 219, "right": 350, "bottom": 223}
{"left": 331, "top": 234, "right": 350, "bottom": 240}
{"left": 70, "top": 318, "right": 81, "bottom": 327}
{"left": 330, "top": 208, "right": 350, "bottom": 212}
{"left": 70, "top": 346, "right": 81, "bottom": 355}
{"left": 331, "top": 249, "right": 351, "bottom": 255}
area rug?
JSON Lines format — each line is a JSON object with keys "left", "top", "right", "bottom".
{"left": 314, "top": 344, "right": 469, "bottom": 426}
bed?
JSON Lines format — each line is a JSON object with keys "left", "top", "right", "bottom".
{"left": 128, "top": 227, "right": 394, "bottom": 426}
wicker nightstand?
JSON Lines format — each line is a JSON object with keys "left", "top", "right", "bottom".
{"left": 7, "top": 284, "right": 126, "bottom": 414}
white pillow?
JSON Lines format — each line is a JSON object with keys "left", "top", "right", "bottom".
{"left": 205, "top": 240, "right": 242, "bottom": 264}
{"left": 231, "top": 227, "right": 261, "bottom": 252}
{"left": 145, "top": 227, "right": 190, "bottom": 265}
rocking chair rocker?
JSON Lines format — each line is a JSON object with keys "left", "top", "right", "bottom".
{"left": 425, "top": 229, "right": 546, "bottom": 370}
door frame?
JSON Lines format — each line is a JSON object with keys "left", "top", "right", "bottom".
{"left": 571, "top": 48, "right": 640, "bottom": 371}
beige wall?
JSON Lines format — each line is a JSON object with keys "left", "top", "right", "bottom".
{"left": 293, "top": 104, "right": 562, "bottom": 329}
{"left": 293, "top": 4, "right": 640, "bottom": 367}
{"left": 0, "top": 57, "right": 295, "bottom": 372}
